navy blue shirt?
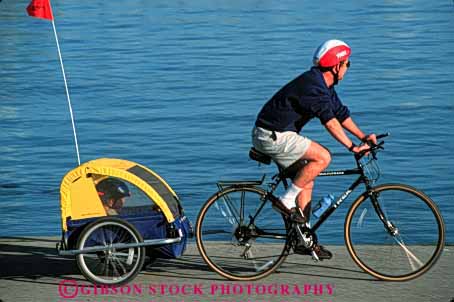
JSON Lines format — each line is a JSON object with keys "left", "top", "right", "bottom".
{"left": 255, "top": 67, "right": 350, "bottom": 133}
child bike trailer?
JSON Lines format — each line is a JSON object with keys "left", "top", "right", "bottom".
{"left": 56, "top": 158, "right": 192, "bottom": 285}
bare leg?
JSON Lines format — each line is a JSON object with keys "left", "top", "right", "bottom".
{"left": 299, "top": 181, "right": 314, "bottom": 207}
{"left": 293, "top": 141, "right": 331, "bottom": 211}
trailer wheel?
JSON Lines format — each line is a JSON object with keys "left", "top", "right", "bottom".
{"left": 76, "top": 217, "right": 145, "bottom": 285}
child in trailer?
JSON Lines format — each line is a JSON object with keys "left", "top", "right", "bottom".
{"left": 96, "top": 178, "right": 131, "bottom": 215}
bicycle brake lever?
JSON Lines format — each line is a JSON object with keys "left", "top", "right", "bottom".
{"left": 375, "top": 141, "right": 385, "bottom": 151}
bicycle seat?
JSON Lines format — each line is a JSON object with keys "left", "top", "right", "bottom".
{"left": 249, "top": 147, "right": 272, "bottom": 165}
{"left": 249, "top": 147, "right": 307, "bottom": 179}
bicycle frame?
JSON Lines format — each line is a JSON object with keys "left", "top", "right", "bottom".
{"left": 215, "top": 167, "right": 371, "bottom": 239}
{"left": 272, "top": 160, "right": 391, "bottom": 235}
{"left": 311, "top": 168, "right": 365, "bottom": 232}
{"left": 216, "top": 166, "right": 377, "bottom": 236}
{"left": 216, "top": 138, "right": 392, "bottom": 240}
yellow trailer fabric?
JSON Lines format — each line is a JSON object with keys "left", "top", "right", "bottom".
{"left": 60, "top": 158, "right": 178, "bottom": 231}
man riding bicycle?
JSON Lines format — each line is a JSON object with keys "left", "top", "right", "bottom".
{"left": 252, "top": 39, "right": 377, "bottom": 259}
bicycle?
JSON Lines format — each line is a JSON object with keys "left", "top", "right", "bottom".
{"left": 195, "top": 133, "right": 445, "bottom": 281}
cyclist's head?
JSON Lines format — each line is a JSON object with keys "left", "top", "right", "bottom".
{"left": 313, "top": 39, "right": 351, "bottom": 68}
{"left": 96, "top": 178, "right": 130, "bottom": 210}
{"left": 313, "top": 39, "right": 351, "bottom": 85}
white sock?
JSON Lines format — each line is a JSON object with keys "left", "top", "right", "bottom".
{"left": 279, "top": 183, "right": 303, "bottom": 210}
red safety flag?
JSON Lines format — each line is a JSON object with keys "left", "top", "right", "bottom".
{"left": 27, "top": 0, "right": 54, "bottom": 21}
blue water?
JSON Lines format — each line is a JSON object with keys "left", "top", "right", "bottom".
{"left": 1, "top": 0, "right": 453, "bottom": 243}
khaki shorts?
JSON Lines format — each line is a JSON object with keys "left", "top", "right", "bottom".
{"left": 252, "top": 126, "right": 312, "bottom": 168}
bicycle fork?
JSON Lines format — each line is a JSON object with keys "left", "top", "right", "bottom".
{"left": 369, "top": 191, "right": 425, "bottom": 271}
{"left": 369, "top": 191, "right": 398, "bottom": 236}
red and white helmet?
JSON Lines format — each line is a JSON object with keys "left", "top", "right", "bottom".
{"left": 313, "top": 39, "right": 351, "bottom": 67}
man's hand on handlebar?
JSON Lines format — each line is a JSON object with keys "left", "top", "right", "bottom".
{"left": 351, "top": 133, "right": 379, "bottom": 156}
{"left": 362, "top": 133, "right": 378, "bottom": 145}
{"left": 352, "top": 132, "right": 389, "bottom": 159}
{"left": 351, "top": 144, "right": 371, "bottom": 154}
{"left": 347, "top": 133, "right": 388, "bottom": 157}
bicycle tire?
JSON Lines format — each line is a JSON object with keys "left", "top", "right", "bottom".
{"left": 345, "top": 183, "right": 445, "bottom": 281}
{"left": 76, "top": 217, "right": 145, "bottom": 285}
{"left": 196, "top": 186, "right": 290, "bottom": 281}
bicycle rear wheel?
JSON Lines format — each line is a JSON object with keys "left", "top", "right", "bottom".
{"left": 345, "top": 184, "right": 445, "bottom": 281}
{"left": 196, "top": 186, "right": 290, "bottom": 281}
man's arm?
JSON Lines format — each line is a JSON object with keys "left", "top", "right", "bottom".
{"left": 325, "top": 118, "right": 370, "bottom": 153}
{"left": 341, "top": 117, "right": 377, "bottom": 144}
{"left": 330, "top": 91, "right": 377, "bottom": 144}
{"left": 325, "top": 118, "right": 355, "bottom": 149}
{"left": 341, "top": 117, "right": 366, "bottom": 140}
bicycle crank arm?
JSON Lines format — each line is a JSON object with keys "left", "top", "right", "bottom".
{"left": 240, "top": 243, "right": 252, "bottom": 259}
{"left": 311, "top": 251, "right": 320, "bottom": 262}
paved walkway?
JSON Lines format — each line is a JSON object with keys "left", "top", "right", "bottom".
{"left": 0, "top": 236, "right": 452, "bottom": 302}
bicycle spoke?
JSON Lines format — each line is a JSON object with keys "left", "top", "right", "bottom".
{"left": 111, "top": 258, "right": 121, "bottom": 277}
{"left": 100, "top": 228, "right": 107, "bottom": 246}
{"left": 244, "top": 246, "right": 261, "bottom": 271}
{"left": 215, "top": 200, "right": 238, "bottom": 226}
{"left": 116, "top": 227, "right": 128, "bottom": 244}
{"left": 393, "top": 235, "right": 424, "bottom": 270}
{"left": 202, "top": 229, "right": 233, "bottom": 235}
{"left": 103, "top": 258, "right": 110, "bottom": 277}
{"left": 92, "top": 258, "right": 104, "bottom": 275}
{"left": 240, "top": 190, "right": 245, "bottom": 224}
{"left": 108, "top": 225, "right": 115, "bottom": 244}
{"left": 221, "top": 193, "right": 241, "bottom": 224}
{"left": 255, "top": 260, "right": 276, "bottom": 272}
{"left": 112, "top": 254, "right": 128, "bottom": 275}
{"left": 357, "top": 208, "right": 367, "bottom": 228}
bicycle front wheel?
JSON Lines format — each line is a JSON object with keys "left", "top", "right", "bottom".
{"left": 345, "top": 184, "right": 445, "bottom": 281}
{"left": 196, "top": 186, "right": 289, "bottom": 281}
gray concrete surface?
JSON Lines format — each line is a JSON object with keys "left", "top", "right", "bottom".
{"left": 0, "top": 236, "right": 452, "bottom": 302}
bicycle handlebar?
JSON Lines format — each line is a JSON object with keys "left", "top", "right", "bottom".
{"left": 355, "top": 132, "right": 390, "bottom": 160}
{"left": 376, "top": 132, "right": 390, "bottom": 140}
